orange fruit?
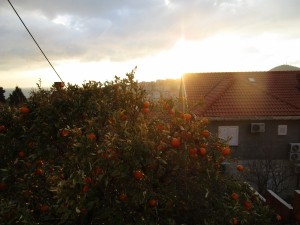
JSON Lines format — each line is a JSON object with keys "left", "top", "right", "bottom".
{"left": 143, "top": 101, "right": 150, "bottom": 108}
{"left": 222, "top": 147, "right": 231, "bottom": 156}
{"left": 83, "top": 185, "right": 89, "bottom": 193}
{"left": 40, "top": 204, "right": 49, "bottom": 213}
{"left": 118, "top": 193, "right": 128, "bottom": 202}
{"left": 36, "top": 168, "right": 43, "bottom": 175}
{"left": 18, "top": 151, "right": 25, "bottom": 158}
{"left": 84, "top": 177, "right": 92, "bottom": 184}
{"left": 0, "top": 125, "right": 5, "bottom": 132}
{"left": 121, "top": 114, "right": 128, "bottom": 121}
{"left": 276, "top": 214, "right": 282, "bottom": 221}
{"left": 133, "top": 170, "right": 144, "bottom": 181}
{"left": 142, "top": 107, "right": 150, "bottom": 114}
{"left": 19, "top": 106, "right": 30, "bottom": 114}
{"left": 184, "top": 113, "right": 192, "bottom": 121}
{"left": 232, "top": 217, "right": 238, "bottom": 225}
{"left": 87, "top": 132, "right": 96, "bottom": 140}
{"left": 61, "top": 129, "right": 70, "bottom": 137}
{"left": 198, "top": 147, "right": 206, "bottom": 156}
{"left": 201, "top": 130, "right": 210, "bottom": 138}
{"left": 244, "top": 201, "right": 252, "bottom": 210}
{"left": 189, "top": 148, "right": 197, "bottom": 157}
{"left": 171, "top": 138, "right": 180, "bottom": 148}
{"left": 236, "top": 164, "right": 244, "bottom": 172}
{"left": 148, "top": 199, "right": 158, "bottom": 207}
{"left": 231, "top": 193, "right": 239, "bottom": 201}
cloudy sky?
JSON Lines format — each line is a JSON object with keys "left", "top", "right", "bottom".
{"left": 1, "top": 0, "right": 300, "bottom": 88}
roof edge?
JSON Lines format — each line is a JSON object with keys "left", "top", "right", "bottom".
{"left": 206, "top": 116, "right": 300, "bottom": 121}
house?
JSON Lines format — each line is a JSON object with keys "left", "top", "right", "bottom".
{"left": 180, "top": 65, "right": 300, "bottom": 161}
{"left": 140, "top": 79, "right": 180, "bottom": 101}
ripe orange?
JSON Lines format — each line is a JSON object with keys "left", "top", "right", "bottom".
{"left": 36, "top": 168, "right": 43, "bottom": 175}
{"left": 40, "top": 204, "right": 49, "bottom": 213}
{"left": 276, "top": 214, "right": 282, "bottom": 221}
{"left": 133, "top": 170, "right": 144, "bottom": 181}
{"left": 121, "top": 114, "right": 128, "bottom": 121}
{"left": 231, "top": 193, "right": 239, "bottom": 201}
{"left": 143, "top": 101, "right": 150, "bottom": 108}
{"left": 189, "top": 148, "right": 198, "bottom": 157}
{"left": 18, "top": 151, "right": 25, "bottom": 158}
{"left": 0, "top": 125, "right": 5, "bottom": 132}
{"left": 148, "top": 199, "right": 158, "bottom": 207}
{"left": 198, "top": 147, "right": 206, "bottom": 156}
{"left": 61, "top": 129, "right": 70, "bottom": 137}
{"left": 232, "top": 217, "right": 238, "bottom": 225}
{"left": 183, "top": 113, "right": 192, "bottom": 121}
{"left": 118, "top": 193, "right": 128, "bottom": 202}
{"left": 84, "top": 177, "right": 92, "bottom": 184}
{"left": 87, "top": 132, "right": 96, "bottom": 140}
{"left": 19, "top": 106, "right": 30, "bottom": 114}
{"left": 236, "top": 164, "right": 244, "bottom": 172}
{"left": 222, "top": 147, "right": 231, "bottom": 156}
{"left": 244, "top": 201, "right": 252, "bottom": 210}
{"left": 83, "top": 185, "right": 89, "bottom": 193}
{"left": 142, "top": 107, "right": 150, "bottom": 114}
{"left": 171, "top": 138, "right": 180, "bottom": 148}
{"left": 201, "top": 130, "right": 210, "bottom": 138}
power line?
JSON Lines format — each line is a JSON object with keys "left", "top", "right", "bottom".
{"left": 7, "top": 0, "right": 64, "bottom": 83}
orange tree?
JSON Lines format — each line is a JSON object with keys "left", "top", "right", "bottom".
{"left": 0, "top": 71, "right": 278, "bottom": 224}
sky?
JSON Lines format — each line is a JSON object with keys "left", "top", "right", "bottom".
{"left": 1, "top": 0, "right": 300, "bottom": 88}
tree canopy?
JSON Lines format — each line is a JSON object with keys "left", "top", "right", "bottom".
{"left": 0, "top": 72, "right": 279, "bottom": 225}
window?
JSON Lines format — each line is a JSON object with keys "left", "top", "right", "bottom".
{"left": 278, "top": 125, "right": 287, "bottom": 135}
{"left": 218, "top": 126, "right": 239, "bottom": 146}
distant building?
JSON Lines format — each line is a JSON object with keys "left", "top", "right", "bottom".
{"left": 180, "top": 65, "right": 300, "bottom": 161}
{"left": 140, "top": 79, "right": 180, "bottom": 101}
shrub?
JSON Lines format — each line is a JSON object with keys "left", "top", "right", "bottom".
{"left": 0, "top": 71, "right": 277, "bottom": 224}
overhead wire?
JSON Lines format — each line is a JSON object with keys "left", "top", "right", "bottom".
{"left": 7, "top": 0, "right": 64, "bottom": 83}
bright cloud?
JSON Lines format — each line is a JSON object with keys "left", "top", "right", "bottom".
{"left": 1, "top": 0, "right": 300, "bottom": 88}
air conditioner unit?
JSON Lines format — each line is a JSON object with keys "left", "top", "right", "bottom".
{"left": 290, "top": 152, "right": 300, "bottom": 161}
{"left": 251, "top": 123, "right": 265, "bottom": 133}
{"left": 290, "top": 143, "right": 300, "bottom": 153}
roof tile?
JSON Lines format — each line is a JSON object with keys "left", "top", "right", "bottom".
{"left": 182, "top": 71, "right": 300, "bottom": 118}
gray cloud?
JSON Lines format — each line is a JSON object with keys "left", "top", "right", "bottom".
{"left": 1, "top": 0, "right": 300, "bottom": 73}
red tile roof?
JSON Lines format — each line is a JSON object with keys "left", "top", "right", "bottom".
{"left": 181, "top": 71, "right": 300, "bottom": 118}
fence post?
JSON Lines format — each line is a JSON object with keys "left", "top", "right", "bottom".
{"left": 293, "top": 190, "right": 300, "bottom": 222}
{"left": 265, "top": 190, "right": 293, "bottom": 221}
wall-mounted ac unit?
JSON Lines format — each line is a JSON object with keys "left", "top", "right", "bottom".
{"left": 290, "top": 143, "right": 300, "bottom": 153}
{"left": 251, "top": 123, "right": 265, "bottom": 133}
{"left": 290, "top": 143, "right": 300, "bottom": 161}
